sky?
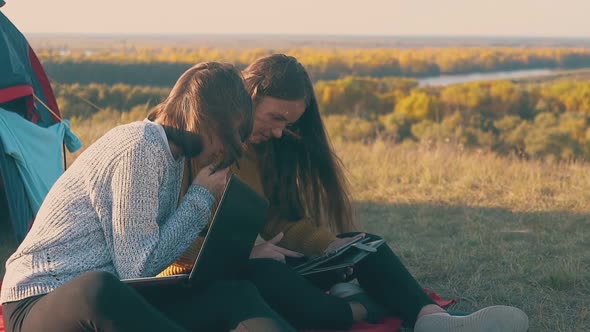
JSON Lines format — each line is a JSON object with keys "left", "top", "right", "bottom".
{"left": 1, "top": 0, "right": 589, "bottom": 37}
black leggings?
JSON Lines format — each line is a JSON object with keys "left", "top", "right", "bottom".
{"left": 243, "top": 233, "right": 435, "bottom": 330}
{"left": 2, "top": 271, "right": 294, "bottom": 332}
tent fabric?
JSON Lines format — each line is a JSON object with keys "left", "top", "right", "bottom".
{"left": 28, "top": 48, "right": 61, "bottom": 124}
{"left": 0, "top": 86, "right": 33, "bottom": 104}
{"left": 0, "top": 142, "right": 33, "bottom": 243}
{"left": 0, "top": 108, "right": 81, "bottom": 215}
{"left": 0, "top": 11, "right": 60, "bottom": 127}
{"left": 0, "top": 9, "right": 68, "bottom": 244}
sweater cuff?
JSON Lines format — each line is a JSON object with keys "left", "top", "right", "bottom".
{"left": 185, "top": 184, "right": 216, "bottom": 208}
{"left": 157, "top": 236, "right": 204, "bottom": 277}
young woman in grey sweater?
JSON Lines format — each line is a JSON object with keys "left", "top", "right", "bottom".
{"left": 1, "top": 62, "right": 295, "bottom": 332}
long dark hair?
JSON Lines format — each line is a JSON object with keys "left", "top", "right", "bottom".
{"left": 243, "top": 54, "right": 355, "bottom": 233}
{"left": 148, "top": 62, "right": 253, "bottom": 168}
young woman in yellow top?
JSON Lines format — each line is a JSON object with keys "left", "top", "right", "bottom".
{"left": 162, "top": 54, "right": 529, "bottom": 332}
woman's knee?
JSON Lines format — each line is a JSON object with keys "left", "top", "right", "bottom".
{"left": 203, "top": 280, "right": 283, "bottom": 331}
{"left": 245, "top": 259, "right": 301, "bottom": 288}
{"left": 71, "top": 271, "right": 126, "bottom": 315}
{"left": 211, "top": 280, "right": 260, "bottom": 299}
{"left": 247, "top": 258, "right": 291, "bottom": 276}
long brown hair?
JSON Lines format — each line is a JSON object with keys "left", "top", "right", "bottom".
{"left": 243, "top": 54, "right": 355, "bottom": 233}
{"left": 148, "top": 62, "right": 253, "bottom": 168}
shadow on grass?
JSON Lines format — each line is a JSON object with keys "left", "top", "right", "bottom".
{"left": 354, "top": 201, "right": 590, "bottom": 332}
{"left": 0, "top": 201, "right": 587, "bottom": 330}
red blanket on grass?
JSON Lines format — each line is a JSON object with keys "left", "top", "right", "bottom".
{"left": 0, "top": 284, "right": 453, "bottom": 332}
{"left": 301, "top": 289, "right": 455, "bottom": 332}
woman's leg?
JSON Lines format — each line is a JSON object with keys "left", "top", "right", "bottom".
{"left": 343, "top": 232, "right": 529, "bottom": 332}
{"left": 243, "top": 258, "right": 355, "bottom": 330}
{"left": 5, "top": 272, "right": 294, "bottom": 332}
{"left": 339, "top": 232, "right": 436, "bottom": 327}
{"left": 2, "top": 271, "right": 186, "bottom": 332}
{"left": 141, "top": 279, "right": 296, "bottom": 332}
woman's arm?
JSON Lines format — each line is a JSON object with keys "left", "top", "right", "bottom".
{"left": 107, "top": 142, "right": 215, "bottom": 279}
{"left": 259, "top": 218, "right": 337, "bottom": 257}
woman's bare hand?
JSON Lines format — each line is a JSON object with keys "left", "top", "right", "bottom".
{"left": 192, "top": 165, "right": 229, "bottom": 197}
{"left": 250, "top": 232, "right": 304, "bottom": 263}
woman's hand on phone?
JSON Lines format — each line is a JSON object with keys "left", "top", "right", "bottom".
{"left": 324, "top": 233, "right": 365, "bottom": 254}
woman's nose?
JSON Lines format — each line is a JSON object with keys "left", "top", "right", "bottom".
{"left": 271, "top": 128, "right": 283, "bottom": 138}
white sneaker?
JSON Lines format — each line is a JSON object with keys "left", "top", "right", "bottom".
{"left": 414, "top": 305, "right": 529, "bottom": 332}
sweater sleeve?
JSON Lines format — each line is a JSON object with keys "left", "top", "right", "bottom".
{"left": 259, "top": 218, "right": 337, "bottom": 257}
{"left": 108, "top": 142, "right": 215, "bottom": 279}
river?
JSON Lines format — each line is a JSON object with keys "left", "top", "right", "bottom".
{"left": 417, "top": 68, "right": 556, "bottom": 86}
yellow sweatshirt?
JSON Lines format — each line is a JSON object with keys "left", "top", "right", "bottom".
{"left": 158, "top": 149, "right": 337, "bottom": 277}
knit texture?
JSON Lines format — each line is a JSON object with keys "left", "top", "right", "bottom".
{"left": 1, "top": 121, "right": 215, "bottom": 303}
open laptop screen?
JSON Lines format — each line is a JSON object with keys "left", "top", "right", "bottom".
{"left": 188, "top": 174, "right": 269, "bottom": 287}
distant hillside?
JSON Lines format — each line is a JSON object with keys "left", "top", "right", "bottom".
{"left": 36, "top": 46, "right": 590, "bottom": 85}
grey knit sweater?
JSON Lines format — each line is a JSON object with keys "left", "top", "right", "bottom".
{"left": 1, "top": 120, "right": 215, "bottom": 303}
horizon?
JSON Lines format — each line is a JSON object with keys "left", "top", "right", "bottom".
{"left": 22, "top": 33, "right": 590, "bottom": 39}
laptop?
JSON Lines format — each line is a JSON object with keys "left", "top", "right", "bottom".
{"left": 122, "top": 174, "right": 269, "bottom": 288}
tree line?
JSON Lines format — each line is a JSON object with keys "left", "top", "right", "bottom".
{"left": 39, "top": 47, "right": 590, "bottom": 85}
{"left": 56, "top": 77, "right": 590, "bottom": 161}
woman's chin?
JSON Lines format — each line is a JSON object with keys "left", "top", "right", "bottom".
{"left": 193, "top": 156, "right": 214, "bottom": 169}
{"left": 250, "top": 135, "right": 267, "bottom": 144}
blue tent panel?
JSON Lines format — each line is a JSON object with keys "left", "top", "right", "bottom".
{"left": 0, "top": 9, "right": 65, "bottom": 243}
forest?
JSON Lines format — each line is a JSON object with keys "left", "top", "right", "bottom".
{"left": 55, "top": 74, "right": 590, "bottom": 161}
{"left": 39, "top": 47, "right": 590, "bottom": 85}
